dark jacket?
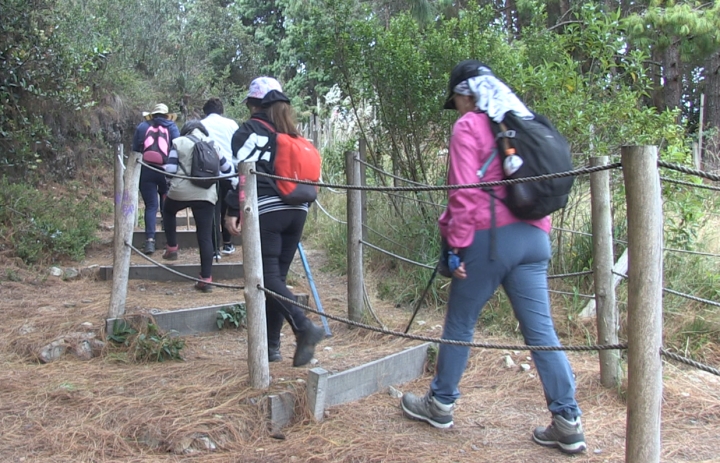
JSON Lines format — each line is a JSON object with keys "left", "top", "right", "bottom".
{"left": 132, "top": 116, "right": 180, "bottom": 153}
{"left": 226, "top": 112, "right": 279, "bottom": 215}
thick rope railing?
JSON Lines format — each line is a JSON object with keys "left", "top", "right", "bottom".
{"left": 549, "top": 289, "right": 595, "bottom": 299}
{"left": 357, "top": 158, "right": 430, "bottom": 187}
{"left": 132, "top": 154, "right": 720, "bottom": 375}
{"left": 613, "top": 271, "right": 720, "bottom": 308}
{"left": 364, "top": 234, "right": 595, "bottom": 281}
{"left": 314, "top": 199, "right": 347, "bottom": 224}
{"left": 252, "top": 163, "right": 622, "bottom": 192}
{"left": 258, "top": 285, "right": 625, "bottom": 351}
{"left": 658, "top": 160, "right": 720, "bottom": 182}
{"left": 131, "top": 159, "right": 720, "bottom": 374}
{"left": 258, "top": 285, "right": 720, "bottom": 375}
{"left": 660, "top": 349, "right": 720, "bottom": 376}
{"left": 126, "top": 242, "right": 244, "bottom": 289}
{"left": 361, "top": 239, "right": 435, "bottom": 270}
{"left": 661, "top": 176, "right": 720, "bottom": 192}
{"left": 138, "top": 159, "right": 236, "bottom": 181}
{"left": 547, "top": 270, "right": 594, "bottom": 279}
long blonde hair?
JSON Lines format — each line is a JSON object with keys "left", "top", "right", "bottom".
{"left": 265, "top": 102, "right": 300, "bottom": 136}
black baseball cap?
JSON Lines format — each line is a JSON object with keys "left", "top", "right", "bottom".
{"left": 443, "top": 60, "right": 494, "bottom": 110}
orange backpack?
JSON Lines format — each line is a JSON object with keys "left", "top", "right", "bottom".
{"left": 255, "top": 119, "right": 322, "bottom": 205}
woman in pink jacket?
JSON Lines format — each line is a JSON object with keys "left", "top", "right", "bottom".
{"left": 401, "top": 60, "right": 586, "bottom": 455}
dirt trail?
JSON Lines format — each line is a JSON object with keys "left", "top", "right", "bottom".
{"left": 1, "top": 230, "right": 719, "bottom": 463}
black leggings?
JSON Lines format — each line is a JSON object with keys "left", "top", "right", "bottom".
{"left": 260, "top": 209, "right": 310, "bottom": 345}
{"left": 163, "top": 198, "right": 216, "bottom": 278}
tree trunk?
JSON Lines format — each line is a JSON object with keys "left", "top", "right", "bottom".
{"left": 662, "top": 41, "right": 682, "bottom": 116}
{"left": 704, "top": 50, "right": 720, "bottom": 131}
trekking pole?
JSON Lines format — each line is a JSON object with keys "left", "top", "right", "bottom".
{"left": 212, "top": 182, "right": 221, "bottom": 262}
{"left": 403, "top": 263, "right": 439, "bottom": 334}
{"left": 297, "top": 242, "right": 331, "bottom": 337}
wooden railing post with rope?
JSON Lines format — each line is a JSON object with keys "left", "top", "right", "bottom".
{"left": 109, "top": 146, "right": 141, "bottom": 319}
{"left": 623, "top": 145, "right": 663, "bottom": 463}
{"left": 346, "top": 150, "right": 364, "bottom": 323}
{"left": 240, "top": 162, "right": 270, "bottom": 389}
{"left": 590, "top": 155, "right": 621, "bottom": 388}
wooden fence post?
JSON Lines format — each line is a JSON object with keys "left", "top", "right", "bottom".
{"left": 108, "top": 147, "right": 141, "bottom": 319}
{"left": 622, "top": 145, "right": 663, "bottom": 463}
{"left": 346, "top": 150, "right": 364, "bottom": 322}
{"left": 359, "top": 138, "right": 368, "bottom": 241}
{"left": 589, "top": 156, "right": 621, "bottom": 388}
{"left": 240, "top": 163, "right": 270, "bottom": 389}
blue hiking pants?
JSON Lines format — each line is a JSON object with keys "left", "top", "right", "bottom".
{"left": 139, "top": 165, "right": 168, "bottom": 240}
{"left": 430, "top": 222, "right": 581, "bottom": 419}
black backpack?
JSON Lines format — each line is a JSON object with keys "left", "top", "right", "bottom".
{"left": 180, "top": 134, "right": 220, "bottom": 189}
{"left": 488, "top": 111, "right": 574, "bottom": 220}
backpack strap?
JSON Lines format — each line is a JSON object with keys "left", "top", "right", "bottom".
{"left": 252, "top": 117, "right": 276, "bottom": 133}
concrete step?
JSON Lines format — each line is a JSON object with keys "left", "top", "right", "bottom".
{"left": 97, "top": 263, "right": 244, "bottom": 282}
{"left": 132, "top": 230, "right": 241, "bottom": 249}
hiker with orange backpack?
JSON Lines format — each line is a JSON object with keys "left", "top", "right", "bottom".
{"left": 224, "top": 77, "right": 325, "bottom": 367}
{"left": 131, "top": 103, "right": 180, "bottom": 255}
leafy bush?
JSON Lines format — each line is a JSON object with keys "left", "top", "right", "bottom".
{"left": 216, "top": 303, "right": 247, "bottom": 329}
{"left": 0, "top": 177, "right": 104, "bottom": 264}
{"left": 109, "top": 319, "right": 185, "bottom": 362}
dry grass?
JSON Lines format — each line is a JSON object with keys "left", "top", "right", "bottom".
{"left": 1, "top": 238, "right": 720, "bottom": 463}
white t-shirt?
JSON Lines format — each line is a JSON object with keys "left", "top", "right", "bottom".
{"left": 202, "top": 113, "right": 239, "bottom": 171}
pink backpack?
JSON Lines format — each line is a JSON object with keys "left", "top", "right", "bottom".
{"left": 142, "top": 123, "right": 171, "bottom": 165}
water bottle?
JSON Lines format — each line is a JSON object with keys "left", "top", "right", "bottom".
{"left": 503, "top": 154, "right": 523, "bottom": 176}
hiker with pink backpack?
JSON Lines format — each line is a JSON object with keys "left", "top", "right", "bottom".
{"left": 131, "top": 103, "right": 180, "bottom": 254}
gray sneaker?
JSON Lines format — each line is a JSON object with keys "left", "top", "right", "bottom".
{"left": 532, "top": 414, "right": 587, "bottom": 454}
{"left": 401, "top": 391, "right": 454, "bottom": 429}
{"left": 142, "top": 239, "right": 155, "bottom": 255}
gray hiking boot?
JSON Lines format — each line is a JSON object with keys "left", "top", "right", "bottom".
{"left": 532, "top": 414, "right": 587, "bottom": 454}
{"left": 401, "top": 391, "right": 454, "bottom": 429}
{"left": 142, "top": 239, "right": 155, "bottom": 255}
{"left": 292, "top": 321, "right": 325, "bottom": 367}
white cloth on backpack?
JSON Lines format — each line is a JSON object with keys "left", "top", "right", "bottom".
{"left": 453, "top": 75, "right": 532, "bottom": 123}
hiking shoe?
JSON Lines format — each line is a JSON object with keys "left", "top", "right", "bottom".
{"left": 194, "top": 276, "right": 213, "bottom": 293}
{"left": 268, "top": 346, "right": 282, "bottom": 362}
{"left": 221, "top": 243, "right": 236, "bottom": 254}
{"left": 292, "top": 321, "right": 325, "bottom": 367}
{"left": 401, "top": 391, "right": 454, "bottom": 429}
{"left": 142, "top": 239, "right": 156, "bottom": 255}
{"left": 162, "top": 245, "right": 178, "bottom": 261}
{"left": 532, "top": 414, "right": 587, "bottom": 454}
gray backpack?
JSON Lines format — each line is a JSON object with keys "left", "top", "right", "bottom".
{"left": 180, "top": 135, "right": 220, "bottom": 189}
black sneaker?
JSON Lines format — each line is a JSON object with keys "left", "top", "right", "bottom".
{"left": 532, "top": 414, "right": 587, "bottom": 454}
{"left": 268, "top": 346, "right": 282, "bottom": 362}
{"left": 221, "top": 243, "right": 236, "bottom": 254}
{"left": 142, "top": 239, "right": 155, "bottom": 255}
{"left": 401, "top": 391, "right": 454, "bottom": 429}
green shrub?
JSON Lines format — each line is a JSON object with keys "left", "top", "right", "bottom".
{"left": 109, "top": 319, "right": 185, "bottom": 362}
{"left": 216, "top": 303, "right": 247, "bottom": 329}
{"left": 0, "top": 178, "right": 104, "bottom": 264}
